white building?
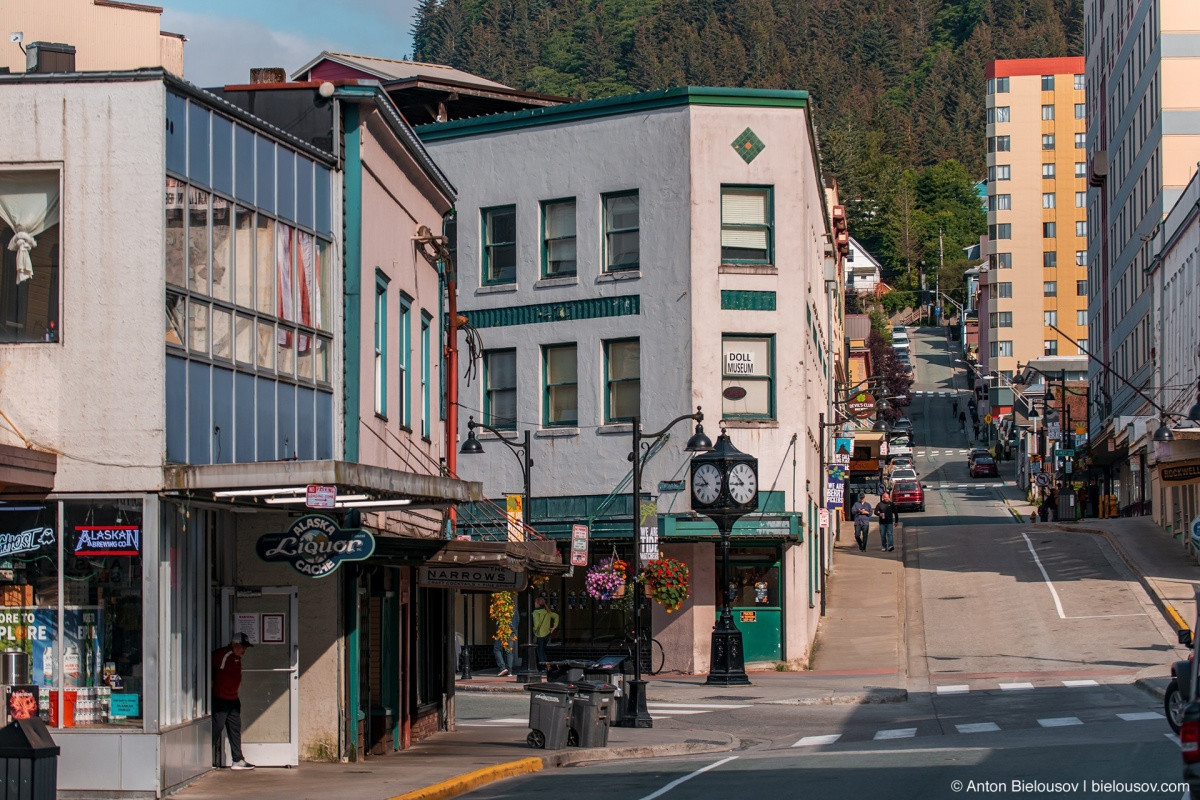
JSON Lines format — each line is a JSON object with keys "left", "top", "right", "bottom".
{"left": 419, "top": 87, "right": 839, "bottom": 671}
{"left": 845, "top": 236, "right": 882, "bottom": 294}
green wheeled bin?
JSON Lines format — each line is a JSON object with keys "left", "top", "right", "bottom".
{"left": 526, "top": 682, "right": 572, "bottom": 750}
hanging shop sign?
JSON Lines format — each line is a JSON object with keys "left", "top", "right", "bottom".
{"left": 73, "top": 526, "right": 140, "bottom": 557}
{"left": 256, "top": 515, "right": 375, "bottom": 578}
{"left": 1161, "top": 460, "right": 1200, "bottom": 484}
{"left": 845, "top": 392, "right": 876, "bottom": 419}
{"left": 833, "top": 437, "right": 853, "bottom": 465}
{"left": 825, "top": 463, "right": 847, "bottom": 509}
{"left": 418, "top": 564, "right": 526, "bottom": 591}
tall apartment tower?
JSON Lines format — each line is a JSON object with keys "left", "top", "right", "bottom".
{"left": 984, "top": 57, "right": 1088, "bottom": 378}
{"left": 1085, "top": 0, "right": 1200, "bottom": 441}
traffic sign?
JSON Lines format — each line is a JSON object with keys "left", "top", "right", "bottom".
{"left": 1035, "top": 472, "right": 1051, "bottom": 488}
{"left": 819, "top": 508, "right": 830, "bottom": 529}
{"left": 1055, "top": 449, "right": 1074, "bottom": 457}
{"left": 984, "top": 413, "right": 993, "bottom": 425}
{"left": 570, "top": 524, "right": 589, "bottom": 567}
{"left": 306, "top": 484, "right": 336, "bottom": 509}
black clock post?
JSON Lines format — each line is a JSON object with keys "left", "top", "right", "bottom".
{"left": 689, "top": 428, "right": 757, "bottom": 686}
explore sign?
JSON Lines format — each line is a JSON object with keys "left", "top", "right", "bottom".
{"left": 256, "top": 515, "right": 374, "bottom": 578}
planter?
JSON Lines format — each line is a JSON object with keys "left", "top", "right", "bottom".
{"left": 644, "top": 584, "right": 653, "bottom": 599}
{"left": 612, "top": 583, "right": 626, "bottom": 600}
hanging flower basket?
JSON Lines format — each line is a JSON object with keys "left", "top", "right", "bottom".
{"left": 488, "top": 591, "right": 516, "bottom": 650}
{"left": 640, "top": 557, "right": 691, "bottom": 613}
{"left": 585, "top": 558, "right": 628, "bottom": 601}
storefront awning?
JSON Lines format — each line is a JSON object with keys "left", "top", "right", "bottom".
{"left": 162, "top": 459, "right": 483, "bottom": 510}
{"left": 0, "top": 443, "right": 56, "bottom": 494}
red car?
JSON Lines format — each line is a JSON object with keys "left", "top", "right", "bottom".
{"left": 971, "top": 456, "right": 999, "bottom": 478}
{"left": 891, "top": 480, "right": 925, "bottom": 512}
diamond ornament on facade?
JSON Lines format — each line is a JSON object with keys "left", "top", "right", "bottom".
{"left": 731, "top": 128, "right": 765, "bottom": 163}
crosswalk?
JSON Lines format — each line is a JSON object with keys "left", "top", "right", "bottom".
{"left": 936, "top": 679, "right": 1099, "bottom": 694}
{"left": 913, "top": 391, "right": 960, "bottom": 398}
{"left": 456, "top": 700, "right": 747, "bottom": 727}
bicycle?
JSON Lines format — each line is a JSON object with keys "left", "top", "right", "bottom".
{"left": 600, "top": 629, "right": 665, "bottom": 675}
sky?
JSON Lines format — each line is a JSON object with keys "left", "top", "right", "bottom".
{"left": 158, "top": 0, "right": 418, "bottom": 88}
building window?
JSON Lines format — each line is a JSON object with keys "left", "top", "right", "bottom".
{"left": 1042, "top": 105, "right": 1055, "bottom": 120}
{"left": 484, "top": 349, "right": 517, "bottom": 430}
{"left": 1044, "top": 339, "right": 1058, "bottom": 355}
{"left": 1076, "top": 220, "right": 1087, "bottom": 237}
{"left": 541, "top": 198, "right": 577, "bottom": 278}
{"left": 997, "top": 77, "right": 1010, "bottom": 92}
{"left": 989, "top": 194, "right": 1011, "bottom": 211}
{"left": 987, "top": 78, "right": 995, "bottom": 95}
{"left": 996, "top": 106, "right": 1010, "bottom": 122}
{"left": 722, "top": 335, "right": 775, "bottom": 419}
{"left": 1075, "top": 162, "right": 1086, "bottom": 177}
{"left": 1042, "top": 75, "right": 1055, "bottom": 91}
{"left": 481, "top": 205, "right": 516, "bottom": 285}
{"left": 1044, "top": 310, "right": 1058, "bottom": 326}
{"left": 1077, "top": 279, "right": 1088, "bottom": 295}
{"left": 998, "top": 340, "right": 1014, "bottom": 357}
{"left": 420, "top": 312, "right": 431, "bottom": 438}
{"left": 1075, "top": 250, "right": 1087, "bottom": 266}
{"left": 1042, "top": 163, "right": 1056, "bottom": 178}
{"left": 1074, "top": 74, "right": 1085, "bottom": 90}
{"left": 994, "top": 252, "right": 1012, "bottom": 269}
{"left": 1042, "top": 193, "right": 1056, "bottom": 209}
{"left": 996, "top": 136, "right": 1011, "bottom": 152}
{"left": 997, "top": 282, "right": 1013, "bottom": 298}
{"left": 1043, "top": 251, "right": 1058, "bottom": 267}
{"left": 990, "top": 223, "right": 1012, "bottom": 239}
{"left": 1075, "top": 132, "right": 1086, "bottom": 149}
{"left": 603, "top": 191, "right": 639, "bottom": 272}
{"left": 998, "top": 311, "right": 1013, "bottom": 327}
{"left": 1077, "top": 309, "right": 1088, "bottom": 326}
{"left": 1077, "top": 338, "right": 1088, "bottom": 354}
{"left": 1, "top": 169, "right": 61, "bottom": 343}
{"left": 1076, "top": 191, "right": 1086, "bottom": 207}
{"left": 1044, "top": 281, "right": 1058, "bottom": 296}
{"left": 543, "top": 344, "right": 578, "bottom": 426}
{"left": 721, "top": 186, "right": 773, "bottom": 264}
{"left": 1044, "top": 222, "right": 1057, "bottom": 238}
{"left": 995, "top": 165, "right": 1011, "bottom": 180}
{"left": 374, "top": 273, "right": 388, "bottom": 417}
{"left": 399, "top": 294, "right": 411, "bottom": 428}
{"left": 1042, "top": 134, "right": 1056, "bottom": 150}
{"left": 605, "top": 339, "right": 640, "bottom": 422}
{"left": 1075, "top": 103, "right": 1086, "bottom": 118}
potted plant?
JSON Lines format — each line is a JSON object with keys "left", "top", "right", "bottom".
{"left": 640, "top": 557, "right": 691, "bottom": 613}
{"left": 584, "top": 557, "right": 628, "bottom": 601}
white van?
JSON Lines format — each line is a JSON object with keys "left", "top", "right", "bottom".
{"left": 892, "top": 330, "right": 911, "bottom": 352}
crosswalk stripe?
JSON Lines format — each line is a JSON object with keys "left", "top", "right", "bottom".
{"left": 956, "top": 722, "right": 1000, "bottom": 733}
{"left": 646, "top": 703, "right": 748, "bottom": 710}
{"left": 936, "top": 685, "right": 970, "bottom": 695}
{"left": 643, "top": 709, "right": 713, "bottom": 716}
{"left": 457, "top": 717, "right": 528, "bottom": 727}
{"left": 1063, "top": 680, "right": 1100, "bottom": 687}
{"left": 874, "top": 728, "right": 918, "bottom": 740}
{"left": 1038, "top": 717, "right": 1083, "bottom": 727}
{"left": 792, "top": 734, "right": 842, "bottom": 747}
{"left": 1118, "top": 712, "right": 1164, "bottom": 721}
{"left": 999, "top": 682, "right": 1035, "bottom": 691}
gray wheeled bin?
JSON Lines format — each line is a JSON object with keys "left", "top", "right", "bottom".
{"left": 585, "top": 655, "right": 629, "bottom": 725}
{"left": 569, "top": 682, "right": 614, "bottom": 748}
{"left": 546, "top": 659, "right": 590, "bottom": 684}
{"left": 0, "top": 717, "right": 60, "bottom": 800}
{"left": 525, "top": 682, "right": 573, "bottom": 750}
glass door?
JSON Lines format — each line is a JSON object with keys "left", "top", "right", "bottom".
{"left": 219, "top": 586, "right": 299, "bottom": 766}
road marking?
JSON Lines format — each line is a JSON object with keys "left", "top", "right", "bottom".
{"left": 999, "top": 682, "right": 1035, "bottom": 691}
{"left": 456, "top": 717, "right": 528, "bottom": 727}
{"left": 647, "top": 703, "right": 749, "bottom": 710}
{"left": 956, "top": 722, "right": 1001, "bottom": 733}
{"left": 1063, "top": 680, "right": 1100, "bottom": 687}
{"left": 936, "top": 685, "right": 970, "bottom": 694}
{"left": 874, "top": 728, "right": 918, "bottom": 740}
{"left": 1038, "top": 717, "right": 1083, "bottom": 727}
{"left": 792, "top": 734, "right": 842, "bottom": 747}
{"left": 1020, "top": 531, "right": 1148, "bottom": 620}
{"left": 637, "top": 755, "right": 738, "bottom": 800}
{"left": 1118, "top": 712, "right": 1164, "bottom": 721}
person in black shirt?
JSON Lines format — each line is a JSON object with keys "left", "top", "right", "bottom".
{"left": 875, "top": 492, "right": 899, "bottom": 552}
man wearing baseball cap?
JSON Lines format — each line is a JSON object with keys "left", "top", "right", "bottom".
{"left": 212, "top": 633, "right": 255, "bottom": 769}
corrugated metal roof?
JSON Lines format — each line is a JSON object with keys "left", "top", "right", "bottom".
{"left": 293, "top": 51, "right": 511, "bottom": 90}
{"left": 845, "top": 314, "right": 873, "bottom": 341}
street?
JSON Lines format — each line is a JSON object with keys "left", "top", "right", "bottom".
{"left": 455, "top": 328, "right": 1190, "bottom": 799}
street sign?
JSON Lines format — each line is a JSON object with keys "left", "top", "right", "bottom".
{"left": 1055, "top": 449, "right": 1074, "bottom": 458}
{"left": 984, "top": 413, "right": 993, "bottom": 425}
{"left": 1035, "top": 472, "right": 1051, "bottom": 488}
{"left": 819, "top": 508, "right": 830, "bottom": 529}
{"left": 658, "top": 479, "right": 686, "bottom": 494}
{"left": 570, "top": 524, "right": 589, "bottom": 567}
{"left": 1047, "top": 422, "right": 1062, "bottom": 441}
{"left": 305, "top": 484, "right": 336, "bottom": 509}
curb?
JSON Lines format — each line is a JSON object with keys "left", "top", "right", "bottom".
{"left": 388, "top": 757, "right": 543, "bottom": 800}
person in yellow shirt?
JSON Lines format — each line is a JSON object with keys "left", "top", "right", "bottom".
{"left": 532, "top": 597, "right": 559, "bottom": 669}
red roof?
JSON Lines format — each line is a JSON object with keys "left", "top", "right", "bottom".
{"left": 986, "top": 57, "right": 1084, "bottom": 79}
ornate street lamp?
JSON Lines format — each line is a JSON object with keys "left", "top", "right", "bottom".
{"left": 460, "top": 417, "right": 541, "bottom": 684}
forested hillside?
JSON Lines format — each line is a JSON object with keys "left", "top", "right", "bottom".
{"left": 411, "top": 0, "right": 1082, "bottom": 294}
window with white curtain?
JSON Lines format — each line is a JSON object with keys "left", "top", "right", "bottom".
{"left": 721, "top": 186, "right": 772, "bottom": 263}
{"left": 0, "top": 169, "right": 61, "bottom": 342}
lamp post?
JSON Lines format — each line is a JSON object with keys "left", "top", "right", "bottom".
{"left": 624, "top": 408, "right": 713, "bottom": 728}
{"left": 460, "top": 417, "right": 541, "bottom": 684}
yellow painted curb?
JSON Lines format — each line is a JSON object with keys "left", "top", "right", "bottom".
{"left": 388, "top": 757, "right": 544, "bottom": 800}
{"left": 1166, "top": 605, "right": 1190, "bottom": 635}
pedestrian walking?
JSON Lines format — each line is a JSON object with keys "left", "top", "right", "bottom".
{"left": 212, "top": 633, "right": 255, "bottom": 770}
{"left": 493, "top": 603, "right": 519, "bottom": 676}
{"left": 972, "top": 422, "right": 980, "bottom": 440}
{"left": 875, "top": 492, "right": 899, "bottom": 552}
{"left": 851, "top": 495, "right": 873, "bottom": 552}
{"left": 959, "top": 411, "right": 966, "bottom": 430}
{"left": 532, "top": 597, "right": 559, "bottom": 669}
{"left": 952, "top": 398, "right": 959, "bottom": 417}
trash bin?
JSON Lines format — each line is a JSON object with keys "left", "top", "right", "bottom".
{"left": 525, "top": 682, "right": 573, "bottom": 750}
{"left": 0, "top": 717, "right": 60, "bottom": 800}
{"left": 569, "top": 682, "right": 614, "bottom": 748}
{"left": 546, "top": 659, "right": 590, "bottom": 684}
{"left": 585, "top": 655, "right": 629, "bottom": 725}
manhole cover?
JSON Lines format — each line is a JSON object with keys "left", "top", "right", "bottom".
{"left": 705, "top": 695, "right": 762, "bottom": 701}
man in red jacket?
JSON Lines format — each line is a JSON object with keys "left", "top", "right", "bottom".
{"left": 212, "top": 633, "right": 255, "bottom": 770}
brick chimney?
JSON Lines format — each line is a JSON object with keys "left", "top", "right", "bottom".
{"left": 250, "top": 68, "right": 286, "bottom": 84}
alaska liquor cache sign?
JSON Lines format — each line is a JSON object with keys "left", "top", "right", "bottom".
{"left": 256, "top": 515, "right": 374, "bottom": 578}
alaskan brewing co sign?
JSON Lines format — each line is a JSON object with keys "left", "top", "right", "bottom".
{"left": 257, "top": 515, "right": 375, "bottom": 578}
{"left": 845, "top": 391, "right": 876, "bottom": 419}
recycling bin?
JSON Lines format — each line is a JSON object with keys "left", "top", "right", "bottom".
{"left": 0, "top": 717, "right": 60, "bottom": 800}
{"left": 585, "top": 655, "right": 629, "bottom": 725}
{"left": 569, "top": 682, "right": 615, "bottom": 748}
{"left": 546, "top": 659, "right": 590, "bottom": 684}
{"left": 525, "top": 682, "right": 572, "bottom": 750}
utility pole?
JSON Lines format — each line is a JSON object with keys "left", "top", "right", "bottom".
{"left": 937, "top": 228, "right": 944, "bottom": 327}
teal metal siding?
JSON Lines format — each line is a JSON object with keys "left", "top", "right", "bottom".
{"left": 720, "top": 290, "right": 777, "bottom": 311}
{"left": 463, "top": 295, "right": 639, "bottom": 329}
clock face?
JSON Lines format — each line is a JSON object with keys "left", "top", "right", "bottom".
{"left": 728, "top": 463, "right": 757, "bottom": 505}
{"left": 692, "top": 463, "right": 723, "bottom": 505}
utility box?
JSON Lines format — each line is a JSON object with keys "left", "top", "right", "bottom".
{"left": 0, "top": 717, "right": 60, "bottom": 800}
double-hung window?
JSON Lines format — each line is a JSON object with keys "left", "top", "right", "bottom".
{"left": 1042, "top": 163, "right": 1056, "bottom": 178}
{"left": 1044, "top": 310, "right": 1058, "bottom": 326}
{"left": 420, "top": 311, "right": 431, "bottom": 438}
{"left": 1044, "top": 339, "right": 1058, "bottom": 355}
{"left": 1042, "top": 75, "right": 1055, "bottom": 91}
{"left": 1042, "top": 193, "right": 1056, "bottom": 209}
{"left": 1044, "top": 222, "right": 1057, "bottom": 238}
{"left": 1042, "top": 134, "right": 1056, "bottom": 150}
{"left": 541, "top": 199, "right": 577, "bottom": 277}
{"left": 1, "top": 169, "right": 61, "bottom": 342}
{"left": 993, "top": 252, "right": 1012, "bottom": 269}
{"left": 605, "top": 339, "right": 640, "bottom": 422}
{"left": 484, "top": 349, "right": 517, "bottom": 430}
{"left": 997, "top": 312, "right": 1012, "bottom": 327}
{"left": 997, "top": 340, "right": 1014, "bottom": 357}
{"left": 990, "top": 194, "right": 1011, "bottom": 211}
{"left": 1077, "top": 309, "right": 1088, "bottom": 326}
{"left": 1077, "top": 279, "right": 1088, "bottom": 295}
{"left": 374, "top": 272, "right": 389, "bottom": 416}
{"left": 720, "top": 186, "right": 772, "bottom": 264}
{"left": 603, "top": 191, "right": 639, "bottom": 272}
{"left": 1075, "top": 103, "right": 1086, "bottom": 118}
{"left": 722, "top": 335, "right": 775, "bottom": 419}
{"left": 481, "top": 205, "right": 516, "bottom": 285}
{"left": 399, "top": 293, "right": 412, "bottom": 428}
{"left": 1075, "top": 132, "right": 1086, "bottom": 148}
{"left": 997, "top": 282, "right": 1013, "bottom": 298}
{"left": 996, "top": 135, "right": 1011, "bottom": 152}
{"left": 543, "top": 344, "right": 578, "bottom": 426}
{"left": 1075, "top": 162, "right": 1086, "bottom": 178}
{"left": 1041, "top": 105, "right": 1055, "bottom": 120}
{"left": 1044, "top": 281, "right": 1058, "bottom": 296}
{"left": 1043, "top": 251, "right": 1058, "bottom": 267}
{"left": 1076, "top": 191, "right": 1087, "bottom": 207}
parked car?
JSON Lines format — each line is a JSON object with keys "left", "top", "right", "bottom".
{"left": 892, "top": 325, "right": 908, "bottom": 335}
{"left": 887, "top": 438, "right": 914, "bottom": 457}
{"left": 891, "top": 480, "right": 925, "bottom": 512}
{"left": 887, "top": 456, "right": 916, "bottom": 473}
{"left": 970, "top": 456, "right": 998, "bottom": 478}
{"left": 887, "top": 467, "right": 919, "bottom": 489}
{"left": 894, "top": 417, "right": 914, "bottom": 433}
{"left": 967, "top": 447, "right": 990, "bottom": 467}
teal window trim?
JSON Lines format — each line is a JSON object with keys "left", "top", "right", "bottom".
{"left": 542, "top": 342, "right": 578, "bottom": 427}
{"left": 483, "top": 348, "right": 517, "bottom": 430}
{"left": 603, "top": 338, "right": 640, "bottom": 423}
{"left": 374, "top": 270, "right": 390, "bottom": 418}
{"left": 721, "top": 333, "right": 776, "bottom": 420}
{"left": 540, "top": 197, "right": 577, "bottom": 278}
{"left": 481, "top": 205, "right": 516, "bottom": 286}
{"left": 421, "top": 311, "right": 432, "bottom": 438}
{"left": 399, "top": 292, "right": 412, "bottom": 430}
{"left": 602, "top": 190, "right": 639, "bottom": 272}
{"left": 720, "top": 185, "right": 774, "bottom": 265}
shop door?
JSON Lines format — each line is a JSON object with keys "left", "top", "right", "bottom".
{"left": 717, "top": 561, "right": 781, "bottom": 663}
{"left": 220, "top": 587, "right": 299, "bottom": 766}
